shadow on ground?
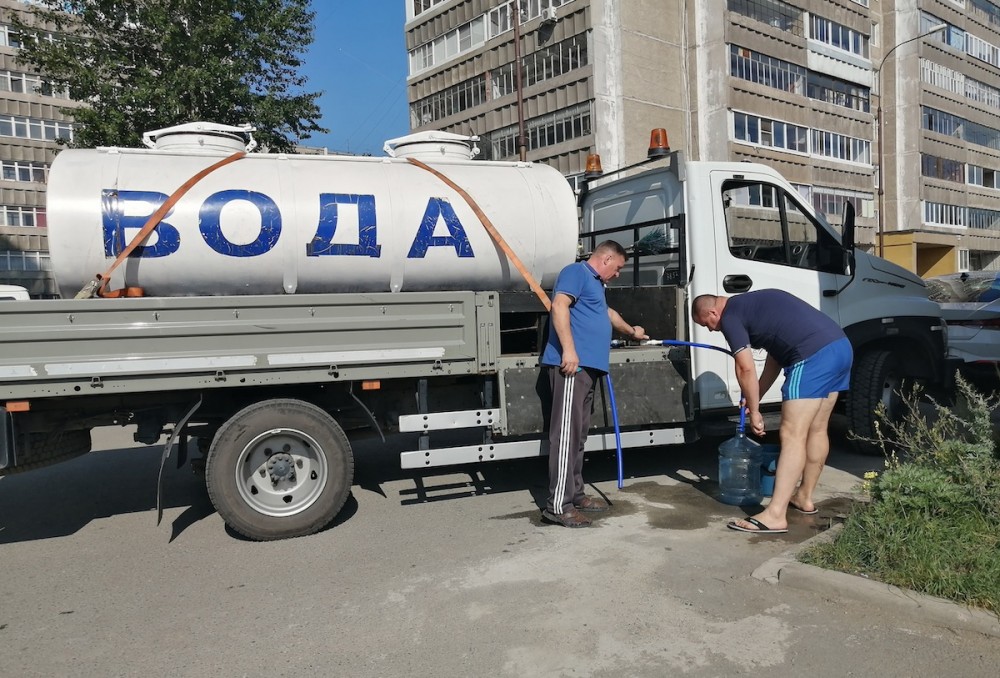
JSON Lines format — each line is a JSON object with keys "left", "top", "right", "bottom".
{"left": 0, "top": 417, "right": 876, "bottom": 545}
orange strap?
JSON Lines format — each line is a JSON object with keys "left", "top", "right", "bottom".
{"left": 405, "top": 157, "right": 552, "bottom": 311}
{"left": 88, "top": 150, "right": 247, "bottom": 298}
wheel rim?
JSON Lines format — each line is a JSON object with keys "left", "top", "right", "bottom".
{"left": 235, "top": 428, "right": 329, "bottom": 517}
{"left": 880, "top": 369, "right": 902, "bottom": 417}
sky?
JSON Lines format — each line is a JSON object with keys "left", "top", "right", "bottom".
{"left": 300, "top": 2, "right": 411, "bottom": 155}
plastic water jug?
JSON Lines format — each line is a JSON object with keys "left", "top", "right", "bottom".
{"left": 759, "top": 444, "right": 780, "bottom": 498}
{"left": 718, "top": 407, "right": 762, "bottom": 506}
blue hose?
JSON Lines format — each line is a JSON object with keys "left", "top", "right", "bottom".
{"left": 605, "top": 337, "right": 735, "bottom": 489}
{"left": 612, "top": 338, "right": 734, "bottom": 356}
{"left": 605, "top": 373, "right": 624, "bottom": 489}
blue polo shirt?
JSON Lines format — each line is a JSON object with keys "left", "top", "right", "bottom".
{"left": 541, "top": 262, "right": 612, "bottom": 373}
{"left": 720, "top": 289, "right": 846, "bottom": 367}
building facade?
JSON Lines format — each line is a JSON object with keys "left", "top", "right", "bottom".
{"left": 405, "top": 0, "right": 1000, "bottom": 276}
{"left": 0, "top": 0, "right": 78, "bottom": 297}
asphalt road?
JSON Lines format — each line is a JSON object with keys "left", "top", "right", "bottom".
{"left": 1, "top": 419, "right": 997, "bottom": 678}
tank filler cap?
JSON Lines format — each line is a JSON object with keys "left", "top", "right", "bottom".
{"left": 142, "top": 122, "right": 258, "bottom": 153}
{"left": 383, "top": 130, "right": 480, "bottom": 161}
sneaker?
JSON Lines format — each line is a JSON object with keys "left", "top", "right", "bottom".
{"left": 541, "top": 507, "right": 592, "bottom": 528}
{"left": 574, "top": 496, "right": 609, "bottom": 512}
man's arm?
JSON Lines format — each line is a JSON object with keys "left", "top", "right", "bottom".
{"left": 758, "top": 354, "right": 781, "bottom": 399}
{"left": 608, "top": 308, "right": 648, "bottom": 341}
{"left": 551, "top": 293, "right": 578, "bottom": 375}
{"left": 733, "top": 348, "right": 765, "bottom": 436}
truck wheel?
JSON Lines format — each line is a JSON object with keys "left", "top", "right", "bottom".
{"left": 205, "top": 399, "right": 354, "bottom": 540}
{"left": 846, "top": 350, "right": 905, "bottom": 456}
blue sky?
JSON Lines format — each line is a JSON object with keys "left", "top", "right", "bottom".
{"left": 301, "top": 2, "right": 411, "bottom": 155}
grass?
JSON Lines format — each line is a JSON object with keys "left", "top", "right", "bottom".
{"left": 800, "top": 376, "right": 1000, "bottom": 613}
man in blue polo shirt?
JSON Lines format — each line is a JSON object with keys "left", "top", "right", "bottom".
{"left": 692, "top": 289, "right": 852, "bottom": 534}
{"left": 540, "top": 240, "right": 647, "bottom": 528}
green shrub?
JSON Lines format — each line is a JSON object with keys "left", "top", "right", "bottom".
{"left": 802, "top": 376, "right": 1000, "bottom": 612}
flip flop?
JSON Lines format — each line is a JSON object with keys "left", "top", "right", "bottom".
{"left": 789, "top": 501, "right": 819, "bottom": 515}
{"left": 727, "top": 517, "right": 788, "bottom": 534}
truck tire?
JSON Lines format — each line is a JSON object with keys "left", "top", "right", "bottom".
{"left": 0, "top": 428, "right": 91, "bottom": 477}
{"left": 205, "top": 399, "right": 354, "bottom": 541}
{"left": 846, "top": 350, "right": 905, "bottom": 456}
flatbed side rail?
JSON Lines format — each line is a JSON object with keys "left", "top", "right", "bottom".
{"left": 0, "top": 291, "right": 497, "bottom": 400}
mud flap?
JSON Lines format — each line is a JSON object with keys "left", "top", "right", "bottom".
{"left": 0, "top": 407, "right": 13, "bottom": 472}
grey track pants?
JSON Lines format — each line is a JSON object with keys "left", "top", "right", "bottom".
{"left": 546, "top": 366, "right": 597, "bottom": 513}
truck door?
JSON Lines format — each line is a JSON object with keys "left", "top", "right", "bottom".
{"left": 689, "top": 167, "right": 852, "bottom": 413}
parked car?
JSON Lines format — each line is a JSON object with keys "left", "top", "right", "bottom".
{"left": 925, "top": 272, "right": 1000, "bottom": 381}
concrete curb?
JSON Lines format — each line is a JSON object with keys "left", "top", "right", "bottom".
{"left": 753, "top": 524, "right": 1000, "bottom": 638}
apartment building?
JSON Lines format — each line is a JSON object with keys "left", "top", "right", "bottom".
{"left": 0, "top": 0, "right": 78, "bottom": 297}
{"left": 405, "top": 0, "right": 1000, "bottom": 276}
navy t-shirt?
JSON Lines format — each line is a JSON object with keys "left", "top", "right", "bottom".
{"left": 719, "top": 289, "right": 846, "bottom": 367}
{"left": 541, "top": 262, "right": 612, "bottom": 373}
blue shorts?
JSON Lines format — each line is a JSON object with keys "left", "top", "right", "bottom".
{"left": 781, "top": 337, "right": 853, "bottom": 400}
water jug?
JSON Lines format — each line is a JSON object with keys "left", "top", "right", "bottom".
{"left": 758, "top": 444, "right": 780, "bottom": 498}
{"left": 718, "top": 407, "right": 762, "bottom": 506}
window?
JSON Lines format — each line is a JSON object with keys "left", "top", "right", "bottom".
{"left": 0, "top": 69, "right": 68, "bottom": 99}
{"left": 924, "top": 106, "right": 1000, "bottom": 151}
{"left": 921, "top": 14, "right": 965, "bottom": 51}
{"left": 412, "top": 0, "right": 450, "bottom": 18}
{"left": 968, "top": 164, "right": 999, "bottom": 189}
{"left": 722, "top": 179, "right": 847, "bottom": 274}
{"left": 921, "top": 59, "right": 965, "bottom": 97}
{"left": 811, "top": 130, "right": 870, "bottom": 163}
{"left": 924, "top": 201, "right": 966, "bottom": 227}
{"left": 732, "top": 112, "right": 808, "bottom": 152}
{"left": 0, "top": 159, "right": 48, "bottom": 183}
{"left": 812, "top": 186, "right": 874, "bottom": 220}
{"left": 727, "top": 0, "right": 803, "bottom": 36}
{"left": 810, "top": 15, "right": 869, "bottom": 58}
{"left": 807, "top": 71, "right": 870, "bottom": 112}
{"left": 922, "top": 106, "right": 963, "bottom": 137}
{"left": 921, "top": 154, "right": 965, "bottom": 183}
{"left": 0, "top": 205, "right": 46, "bottom": 228}
{"left": 409, "top": 17, "right": 487, "bottom": 75}
{"left": 0, "top": 24, "right": 21, "bottom": 48}
{"left": 959, "top": 248, "right": 971, "bottom": 272}
{"left": 481, "top": 101, "right": 592, "bottom": 160}
{"left": 523, "top": 33, "right": 587, "bottom": 87}
{"left": 966, "top": 33, "right": 1000, "bottom": 68}
{"left": 409, "top": 33, "right": 588, "bottom": 127}
{"left": 730, "top": 45, "right": 806, "bottom": 94}
{"left": 0, "top": 114, "right": 73, "bottom": 142}
{"left": 488, "top": 0, "right": 573, "bottom": 39}
{"left": 0, "top": 249, "right": 51, "bottom": 271}
{"left": 970, "top": 0, "right": 1000, "bottom": 30}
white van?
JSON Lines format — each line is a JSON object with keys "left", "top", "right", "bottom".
{"left": 0, "top": 285, "right": 29, "bottom": 301}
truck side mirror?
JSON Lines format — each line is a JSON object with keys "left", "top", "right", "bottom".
{"left": 841, "top": 202, "right": 855, "bottom": 252}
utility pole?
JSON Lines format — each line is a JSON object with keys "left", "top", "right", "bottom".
{"left": 513, "top": 1, "right": 527, "bottom": 161}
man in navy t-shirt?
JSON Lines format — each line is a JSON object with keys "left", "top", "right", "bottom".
{"left": 692, "top": 289, "right": 853, "bottom": 534}
{"left": 540, "top": 240, "right": 647, "bottom": 528}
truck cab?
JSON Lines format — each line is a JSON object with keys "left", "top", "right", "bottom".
{"left": 582, "top": 148, "right": 949, "bottom": 450}
{"left": 0, "top": 285, "right": 29, "bottom": 301}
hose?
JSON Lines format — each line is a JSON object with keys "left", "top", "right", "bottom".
{"left": 604, "top": 374, "right": 624, "bottom": 489}
{"left": 606, "top": 337, "right": 736, "bottom": 488}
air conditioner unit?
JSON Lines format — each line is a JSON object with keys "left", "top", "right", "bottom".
{"left": 540, "top": 7, "right": 558, "bottom": 23}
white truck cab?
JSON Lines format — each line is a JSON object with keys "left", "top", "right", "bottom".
{"left": 582, "top": 149, "right": 949, "bottom": 451}
{"left": 0, "top": 285, "right": 29, "bottom": 301}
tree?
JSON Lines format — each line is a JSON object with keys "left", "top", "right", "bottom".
{"left": 11, "top": 0, "right": 326, "bottom": 151}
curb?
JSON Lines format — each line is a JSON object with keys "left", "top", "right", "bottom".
{"left": 753, "top": 524, "right": 1000, "bottom": 638}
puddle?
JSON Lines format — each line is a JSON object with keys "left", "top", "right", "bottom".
{"left": 491, "top": 488, "right": 858, "bottom": 535}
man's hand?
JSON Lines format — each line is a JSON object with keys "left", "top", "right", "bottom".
{"left": 748, "top": 409, "right": 765, "bottom": 437}
{"left": 560, "top": 349, "right": 580, "bottom": 376}
{"left": 631, "top": 325, "right": 648, "bottom": 340}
